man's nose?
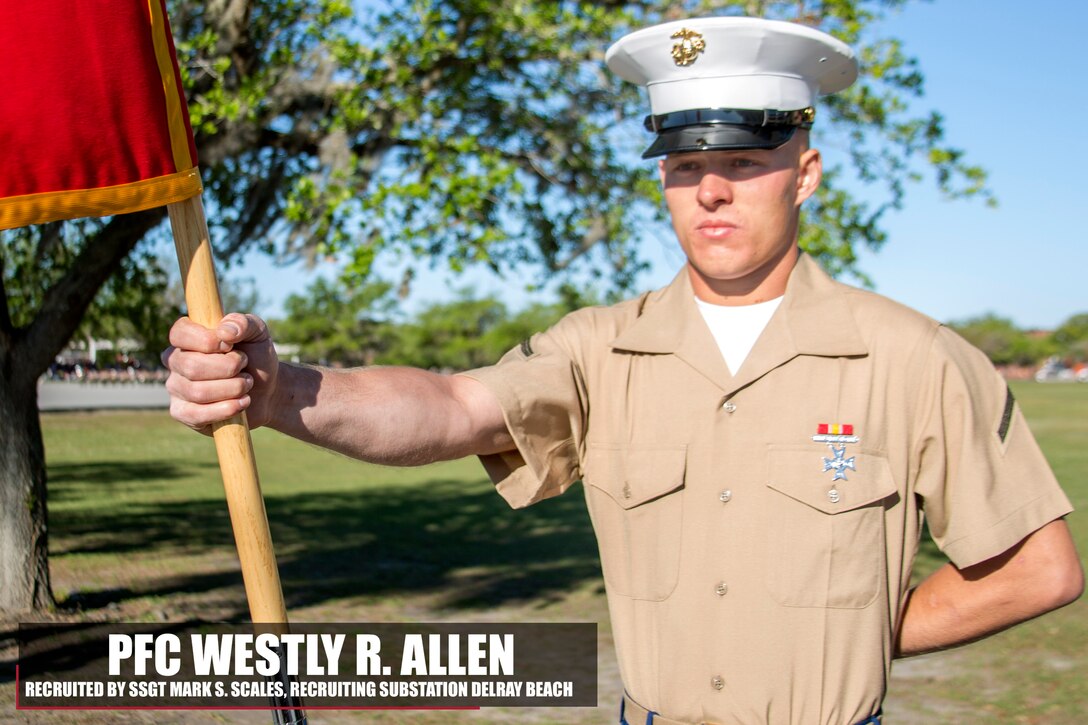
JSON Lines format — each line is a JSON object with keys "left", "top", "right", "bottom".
{"left": 696, "top": 172, "right": 733, "bottom": 208}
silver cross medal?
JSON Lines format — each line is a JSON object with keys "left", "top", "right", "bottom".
{"left": 812, "top": 424, "right": 859, "bottom": 504}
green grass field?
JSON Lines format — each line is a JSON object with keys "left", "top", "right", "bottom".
{"left": 3, "top": 381, "right": 1086, "bottom": 723}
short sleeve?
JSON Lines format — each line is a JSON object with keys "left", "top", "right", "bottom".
{"left": 914, "top": 326, "right": 1073, "bottom": 568}
{"left": 457, "top": 324, "right": 587, "bottom": 509}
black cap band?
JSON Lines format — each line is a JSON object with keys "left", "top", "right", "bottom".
{"left": 641, "top": 106, "right": 815, "bottom": 159}
{"left": 644, "top": 106, "right": 815, "bottom": 133}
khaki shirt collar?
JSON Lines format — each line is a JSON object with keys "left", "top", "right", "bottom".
{"left": 610, "top": 252, "right": 869, "bottom": 394}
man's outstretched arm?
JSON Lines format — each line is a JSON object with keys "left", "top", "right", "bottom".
{"left": 163, "top": 312, "right": 515, "bottom": 465}
{"left": 895, "top": 518, "right": 1083, "bottom": 658}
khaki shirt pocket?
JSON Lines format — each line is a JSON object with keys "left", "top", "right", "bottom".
{"left": 764, "top": 446, "right": 898, "bottom": 608}
{"left": 583, "top": 444, "right": 687, "bottom": 601}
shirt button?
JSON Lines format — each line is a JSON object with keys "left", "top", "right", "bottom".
{"left": 722, "top": 401, "right": 737, "bottom": 413}
{"left": 711, "top": 675, "right": 724, "bottom": 690}
{"left": 719, "top": 489, "right": 732, "bottom": 503}
{"left": 715, "top": 582, "right": 728, "bottom": 596}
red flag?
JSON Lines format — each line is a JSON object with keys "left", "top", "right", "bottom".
{"left": 0, "top": 0, "right": 200, "bottom": 230}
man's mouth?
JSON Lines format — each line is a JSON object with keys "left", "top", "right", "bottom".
{"left": 696, "top": 220, "right": 737, "bottom": 238}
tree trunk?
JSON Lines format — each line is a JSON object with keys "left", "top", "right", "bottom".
{"left": 0, "top": 208, "right": 162, "bottom": 613}
{"left": 0, "top": 354, "right": 52, "bottom": 612}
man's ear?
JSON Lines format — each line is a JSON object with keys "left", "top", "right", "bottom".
{"left": 795, "top": 147, "right": 822, "bottom": 205}
{"left": 658, "top": 158, "right": 667, "bottom": 187}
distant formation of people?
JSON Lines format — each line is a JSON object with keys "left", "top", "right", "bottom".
{"left": 46, "top": 356, "right": 168, "bottom": 384}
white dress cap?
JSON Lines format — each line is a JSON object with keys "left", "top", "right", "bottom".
{"left": 606, "top": 17, "right": 858, "bottom": 157}
{"left": 606, "top": 16, "right": 858, "bottom": 116}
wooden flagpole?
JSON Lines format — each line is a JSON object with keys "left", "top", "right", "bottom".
{"left": 166, "top": 195, "right": 290, "bottom": 626}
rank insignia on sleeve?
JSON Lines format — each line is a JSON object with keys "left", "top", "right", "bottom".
{"left": 812, "top": 423, "right": 859, "bottom": 502}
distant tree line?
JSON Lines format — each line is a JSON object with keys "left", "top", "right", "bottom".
{"left": 948, "top": 313, "right": 1088, "bottom": 369}
{"left": 268, "top": 278, "right": 601, "bottom": 370}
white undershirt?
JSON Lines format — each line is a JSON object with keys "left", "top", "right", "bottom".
{"left": 695, "top": 296, "right": 783, "bottom": 375}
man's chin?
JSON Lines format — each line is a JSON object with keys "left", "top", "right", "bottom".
{"left": 684, "top": 247, "right": 799, "bottom": 300}
{"left": 686, "top": 259, "right": 758, "bottom": 284}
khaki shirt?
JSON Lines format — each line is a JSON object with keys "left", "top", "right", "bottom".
{"left": 461, "top": 253, "right": 1072, "bottom": 725}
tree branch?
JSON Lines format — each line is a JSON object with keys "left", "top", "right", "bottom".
{"left": 32, "top": 222, "right": 65, "bottom": 265}
{"left": 552, "top": 215, "right": 609, "bottom": 271}
{"left": 17, "top": 209, "right": 164, "bottom": 380}
{"left": 0, "top": 251, "right": 12, "bottom": 341}
{"left": 218, "top": 159, "right": 288, "bottom": 258}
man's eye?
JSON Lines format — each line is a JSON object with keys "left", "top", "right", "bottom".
{"left": 732, "top": 158, "right": 758, "bottom": 168}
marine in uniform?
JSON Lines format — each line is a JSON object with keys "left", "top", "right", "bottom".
{"left": 163, "top": 16, "right": 1084, "bottom": 725}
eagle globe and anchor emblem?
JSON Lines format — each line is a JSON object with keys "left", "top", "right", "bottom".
{"left": 670, "top": 28, "right": 706, "bottom": 66}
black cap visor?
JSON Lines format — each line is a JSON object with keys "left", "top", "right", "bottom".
{"left": 642, "top": 124, "right": 798, "bottom": 159}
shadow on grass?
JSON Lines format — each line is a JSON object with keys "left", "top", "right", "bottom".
{"left": 48, "top": 460, "right": 218, "bottom": 501}
{"left": 49, "top": 473, "right": 602, "bottom": 614}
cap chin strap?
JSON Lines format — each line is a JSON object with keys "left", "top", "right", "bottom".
{"left": 644, "top": 106, "right": 815, "bottom": 133}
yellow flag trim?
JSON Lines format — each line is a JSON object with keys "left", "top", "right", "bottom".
{"left": 147, "top": 0, "right": 195, "bottom": 172}
{"left": 0, "top": 168, "right": 203, "bottom": 231}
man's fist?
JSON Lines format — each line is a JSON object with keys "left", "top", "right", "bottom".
{"left": 162, "top": 312, "right": 279, "bottom": 433}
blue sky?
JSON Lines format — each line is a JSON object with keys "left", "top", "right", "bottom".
{"left": 846, "top": 0, "right": 1088, "bottom": 330}
{"left": 235, "top": 0, "right": 1086, "bottom": 330}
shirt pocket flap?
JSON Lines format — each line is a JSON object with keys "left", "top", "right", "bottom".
{"left": 767, "top": 447, "right": 896, "bottom": 514}
{"left": 585, "top": 445, "right": 687, "bottom": 509}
